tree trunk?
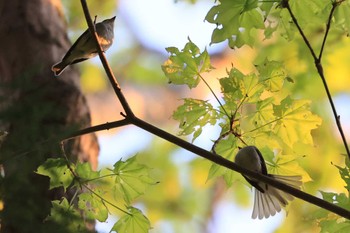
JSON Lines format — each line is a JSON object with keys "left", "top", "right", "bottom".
{"left": 0, "top": 1, "right": 99, "bottom": 232}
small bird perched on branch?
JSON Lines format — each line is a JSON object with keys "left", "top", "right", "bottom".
{"left": 234, "top": 146, "right": 302, "bottom": 219}
{"left": 52, "top": 16, "right": 116, "bottom": 76}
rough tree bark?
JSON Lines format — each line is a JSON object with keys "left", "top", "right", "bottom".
{"left": 0, "top": 1, "right": 99, "bottom": 232}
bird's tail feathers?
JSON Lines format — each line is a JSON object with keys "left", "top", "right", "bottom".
{"left": 272, "top": 175, "right": 303, "bottom": 190}
{"left": 51, "top": 61, "right": 68, "bottom": 76}
{"left": 252, "top": 175, "right": 302, "bottom": 219}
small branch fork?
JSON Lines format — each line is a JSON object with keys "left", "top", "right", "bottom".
{"left": 70, "top": 0, "right": 350, "bottom": 219}
{"left": 283, "top": 0, "right": 350, "bottom": 159}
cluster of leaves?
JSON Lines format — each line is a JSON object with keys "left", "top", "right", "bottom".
{"left": 36, "top": 155, "right": 155, "bottom": 233}
{"left": 162, "top": 0, "right": 350, "bottom": 230}
{"left": 162, "top": 39, "right": 320, "bottom": 186}
{"left": 204, "top": 0, "right": 350, "bottom": 48}
{"left": 313, "top": 156, "right": 350, "bottom": 232}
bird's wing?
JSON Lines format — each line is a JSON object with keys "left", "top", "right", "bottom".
{"left": 61, "top": 28, "right": 92, "bottom": 61}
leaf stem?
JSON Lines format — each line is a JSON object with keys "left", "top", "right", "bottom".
{"left": 242, "top": 117, "right": 282, "bottom": 135}
{"left": 84, "top": 173, "right": 118, "bottom": 183}
{"left": 198, "top": 73, "right": 230, "bottom": 119}
{"left": 83, "top": 184, "right": 131, "bottom": 216}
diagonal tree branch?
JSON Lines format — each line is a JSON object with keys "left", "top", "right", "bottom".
{"left": 131, "top": 116, "right": 350, "bottom": 219}
{"left": 80, "top": 1, "right": 134, "bottom": 117}
{"left": 78, "top": 0, "right": 350, "bottom": 220}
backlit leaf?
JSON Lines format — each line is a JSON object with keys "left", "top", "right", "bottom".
{"left": 334, "top": 156, "right": 350, "bottom": 191}
{"left": 162, "top": 39, "right": 214, "bottom": 88}
{"left": 319, "top": 218, "right": 350, "bottom": 233}
{"left": 205, "top": 0, "right": 264, "bottom": 47}
{"left": 76, "top": 162, "right": 100, "bottom": 182}
{"left": 46, "top": 198, "right": 86, "bottom": 231}
{"left": 273, "top": 97, "right": 322, "bottom": 147}
{"left": 334, "top": 1, "right": 350, "bottom": 34}
{"left": 78, "top": 192, "right": 108, "bottom": 222}
{"left": 111, "top": 207, "right": 150, "bottom": 233}
{"left": 256, "top": 59, "right": 287, "bottom": 92}
{"left": 207, "top": 135, "right": 239, "bottom": 186}
{"left": 269, "top": 153, "right": 312, "bottom": 182}
{"left": 173, "top": 98, "right": 218, "bottom": 142}
{"left": 113, "top": 156, "right": 156, "bottom": 205}
{"left": 36, "top": 158, "right": 74, "bottom": 191}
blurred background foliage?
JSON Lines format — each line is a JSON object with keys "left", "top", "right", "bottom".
{"left": 58, "top": 0, "right": 350, "bottom": 232}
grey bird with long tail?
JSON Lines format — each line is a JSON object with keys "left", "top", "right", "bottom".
{"left": 234, "top": 146, "right": 302, "bottom": 219}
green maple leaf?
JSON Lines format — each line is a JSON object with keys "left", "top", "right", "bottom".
{"left": 273, "top": 96, "right": 322, "bottom": 147}
{"left": 205, "top": 0, "right": 264, "bottom": 48}
{"left": 219, "top": 68, "right": 245, "bottom": 112}
{"left": 111, "top": 207, "right": 150, "bottom": 233}
{"left": 334, "top": 0, "right": 350, "bottom": 35}
{"left": 219, "top": 67, "right": 264, "bottom": 113}
{"left": 268, "top": 153, "right": 312, "bottom": 182}
{"left": 36, "top": 158, "right": 74, "bottom": 191}
{"left": 78, "top": 192, "right": 108, "bottom": 222}
{"left": 320, "top": 191, "right": 350, "bottom": 210}
{"left": 220, "top": 68, "right": 243, "bottom": 95}
{"left": 241, "top": 73, "right": 264, "bottom": 102}
{"left": 334, "top": 156, "right": 350, "bottom": 192}
{"left": 75, "top": 162, "right": 100, "bottom": 182}
{"left": 162, "top": 38, "right": 213, "bottom": 88}
{"left": 319, "top": 218, "right": 350, "bottom": 233}
{"left": 289, "top": 0, "right": 331, "bottom": 27}
{"left": 173, "top": 98, "right": 218, "bottom": 142}
{"left": 113, "top": 156, "right": 156, "bottom": 205}
{"left": 317, "top": 190, "right": 350, "bottom": 229}
{"left": 247, "top": 97, "right": 275, "bottom": 129}
{"left": 46, "top": 198, "right": 86, "bottom": 231}
{"left": 207, "top": 134, "right": 239, "bottom": 186}
{"left": 256, "top": 59, "right": 288, "bottom": 92}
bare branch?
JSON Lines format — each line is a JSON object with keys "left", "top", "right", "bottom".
{"left": 319, "top": 1, "right": 338, "bottom": 61}
{"left": 284, "top": 0, "right": 350, "bottom": 158}
{"left": 80, "top": 1, "right": 134, "bottom": 117}
{"left": 63, "top": 119, "right": 130, "bottom": 141}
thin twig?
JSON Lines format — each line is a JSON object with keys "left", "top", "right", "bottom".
{"left": 316, "top": 65, "right": 350, "bottom": 158}
{"left": 199, "top": 74, "right": 230, "bottom": 119}
{"left": 284, "top": 0, "right": 350, "bottom": 159}
{"left": 318, "top": 1, "right": 338, "bottom": 61}
{"left": 211, "top": 130, "right": 232, "bottom": 155}
{"left": 63, "top": 119, "right": 130, "bottom": 141}
{"left": 0, "top": 120, "right": 130, "bottom": 165}
{"left": 62, "top": 138, "right": 131, "bottom": 216}
{"left": 284, "top": 1, "right": 317, "bottom": 61}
